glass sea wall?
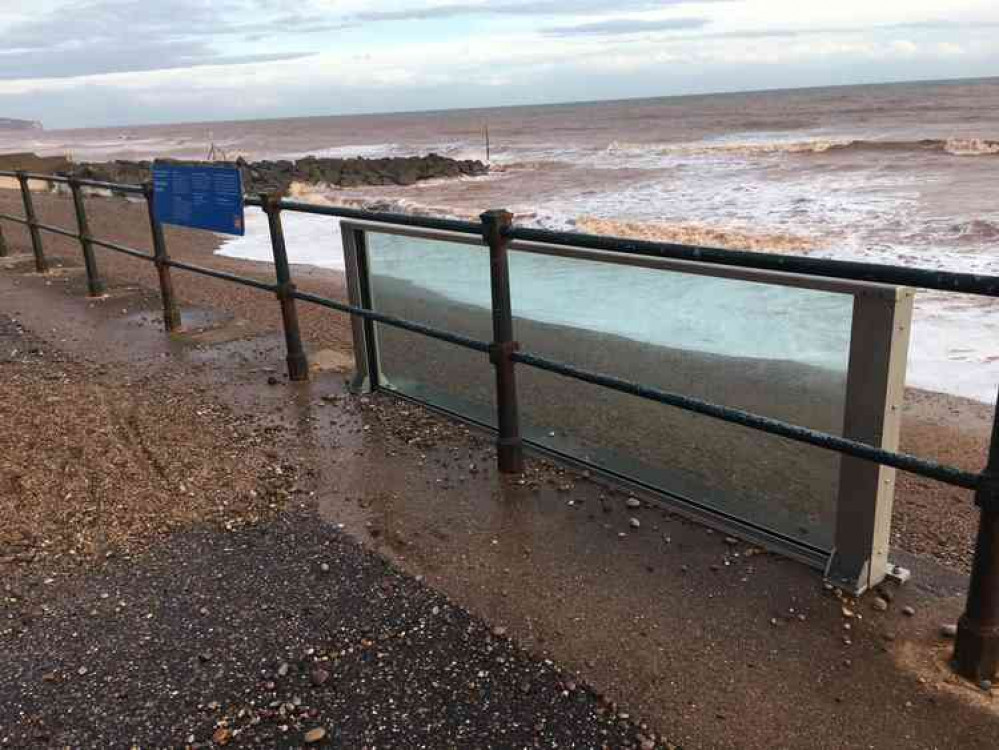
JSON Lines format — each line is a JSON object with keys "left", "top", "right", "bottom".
{"left": 507, "top": 249, "right": 852, "bottom": 549}
{"left": 363, "top": 230, "right": 854, "bottom": 549}
{"left": 365, "top": 232, "right": 496, "bottom": 426}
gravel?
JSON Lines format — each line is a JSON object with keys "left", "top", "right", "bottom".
{"left": 1, "top": 508, "right": 658, "bottom": 748}
{"left": 0, "top": 315, "right": 662, "bottom": 748}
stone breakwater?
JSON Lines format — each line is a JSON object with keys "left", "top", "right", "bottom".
{"left": 65, "top": 153, "right": 488, "bottom": 193}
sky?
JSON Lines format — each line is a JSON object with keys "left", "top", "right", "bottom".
{"left": 0, "top": 0, "right": 997, "bottom": 129}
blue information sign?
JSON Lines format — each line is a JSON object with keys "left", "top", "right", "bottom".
{"left": 152, "top": 161, "right": 244, "bottom": 236}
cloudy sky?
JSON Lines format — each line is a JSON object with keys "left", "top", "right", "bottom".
{"left": 0, "top": 0, "right": 996, "bottom": 129}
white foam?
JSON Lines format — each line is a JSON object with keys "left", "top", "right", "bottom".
{"left": 908, "top": 298, "right": 999, "bottom": 404}
{"left": 283, "top": 143, "right": 402, "bottom": 160}
{"left": 216, "top": 210, "right": 345, "bottom": 271}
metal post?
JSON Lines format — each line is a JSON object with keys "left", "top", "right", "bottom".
{"left": 0, "top": 220, "right": 8, "bottom": 257}
{"left": 142, "top": 181, "right": 182, "bottom": 332}
{"left": 954, "top": 392, "right": 999, "bottom": 682}
{"left": 827, "top": 288, "right": 913, "bottom": 593}
{"left": 68, "top": 179, "right": 105, "bottom": 297}
{"left": 341, "top": 223, "right": 378, "bottom": 393}
{"left": 262, "top": 193, "right": 309, "bottom": 381}
{"left": 481, "top": 209, "right": 524, "bottom": 474}
{"left": 16, "top": 172, "right": 47, "bottom": 273}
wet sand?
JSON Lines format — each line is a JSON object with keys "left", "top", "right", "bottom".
{"left": 0, "top": 187, "right": 991, "bottom": 570}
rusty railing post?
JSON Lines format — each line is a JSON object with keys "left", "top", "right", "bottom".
{"left": 142, "top": 181, "right": 182, "bottom": 332}
{"left": 16, "top": 171, "right": 48, "bottom": 273}
{"left": 954, "top": 389, "right": 999, "bottom": 682}
{"left": 482, "top": 209, "right": 524, "bottom": 474}
{"left": 0, "top": 220, "right": 8, "bottom": 257}
{"left": 261, "top": 193, "right": 309, "bottom": 381}
{"left": 68, "top": 178, "right": 105, "bottom": 297}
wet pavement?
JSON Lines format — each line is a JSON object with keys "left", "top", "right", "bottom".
{"left": 2, "top": 259, "right": 999, "bottom": 749}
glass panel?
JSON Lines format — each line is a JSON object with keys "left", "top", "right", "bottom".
{"left": 507, "top": 249, "right": 852, "bottom": 549}
{"left": 364, "top": 232, "right": 495, "bottom": 426}
{"left": 363, "top": 229, "right": 853, "bottom": 551}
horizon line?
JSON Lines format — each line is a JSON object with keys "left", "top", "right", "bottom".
{"left": 31, "top": 73, "right": 999, "bottom": 134}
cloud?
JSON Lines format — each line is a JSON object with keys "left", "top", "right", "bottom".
{"left": 600, "top": 18, "right": 999, "bottom": 43}
{"left": 354, "top": 0, "right": 720, "bottom": 22}
{"left": 0, "top": 0, "right": 338, "bottom": 79}
{"left": 543, "top": 17, "right": 710, "bottom": 36}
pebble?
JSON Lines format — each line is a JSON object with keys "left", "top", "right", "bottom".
{"left": 267, "top": 375, "right": 279, "bottom": 386}
{"left": 724, "top": 537, "right": 738, "bottom": 546}
{"left": 310, "top": 668, "right": 331, "bottom": 687}
{"left": 902, "top": 606, "right": 916, "bottom": 617}
{"left": 492, "top": 626, "right": 508, "bottom": 637}
{"left": 277, "top": 662, "right": 290, "bottom": 677}
{"left": 213, "top": 727, "right": 233, "bottom": 745}
{"left": 940, "top": 623, "right": 958, "bottom": 639}
{"left": 304, "top": 727, "right": 327, "bottom": 744}
{"left": 872, "top": 597, "right": 889, "bottom": 612}
{"left": 981, "top": 680, "right": 993, "bottom": 692}
{"left": 629, "top": 518, "right": 641, "bottom": 529}
{"left": 625, "top": 498, "right": 641, "bottom": 509}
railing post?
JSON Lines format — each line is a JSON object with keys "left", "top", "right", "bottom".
{"left": 481, "top": 209, "right": 524, "bottom": 474}
{"left": 16, "top": 171, "right": 48, "bottom": 273}
{"left": 0, "top": 220, "right": 8, "bottom": 257}
{"left": 261, "top": 193, "right": 309, "bottom": 382}
{"left": 954, "top": 390, "right": 999, "bottom": 682}
{"left": 142, "top": 181, "right": 182, "bottom": 332}
{"left": 67, "top": 178, "right": 106, "bottom": 297}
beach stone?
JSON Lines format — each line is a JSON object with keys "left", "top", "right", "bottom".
{"left": 940, "top": 623, "right": 958, "bottom": 639}
{"left": 625, "top": 498, "right": 641, "bottom": 508}
{"left": 629, "top": 518, "right": 641, "bottom": 529}
{"left": 872, "top": 597, "right": 889, "bottom": 612}
{"left": 902, "top": 605, "right": 916, "bottom": 617}
{"left": 213, "top": 727, "right": 233, "bottom": 745}
{"left": 304, "top": 727, "right": 327, "bottom": 744}
{"left": 310, "top": 349, "right": 353, "bottom": 372}
{"left": 310, "top": 667, "right": 332, "bottom": 687}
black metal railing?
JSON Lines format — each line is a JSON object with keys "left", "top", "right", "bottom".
{"left": 0, "top": 167, "right": 997, "bottom": 682}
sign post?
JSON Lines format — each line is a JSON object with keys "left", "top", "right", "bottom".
{"left": 152, "top": 161, "right": 244, "bottom": 236}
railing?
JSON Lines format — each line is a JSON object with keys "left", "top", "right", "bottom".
{"left": 0, "top": 168, "right": 997, "bottom": 684}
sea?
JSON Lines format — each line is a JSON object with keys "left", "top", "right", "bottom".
{"left": 4, "top": 77, "right": 997, "bottom": 403}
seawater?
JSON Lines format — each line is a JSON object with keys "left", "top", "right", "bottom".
{"left": 14, "top": 77, "right": 997, "bottom": 402}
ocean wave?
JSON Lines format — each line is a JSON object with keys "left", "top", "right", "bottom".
{"left": 284, "top": 143, "right": 403, "bottom": 160}
{"left": 605, "top": 137, "right": 999, "bottom": 158}
{"left": 944, "top": 219, "right": 999, "bottom": 243}
{"left": 576, "top": 217, "right": 817, "bottom": 253}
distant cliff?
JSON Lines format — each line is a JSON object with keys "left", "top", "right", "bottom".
{"left": 0, "top": 118, "right": 43, "bottom": 131}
